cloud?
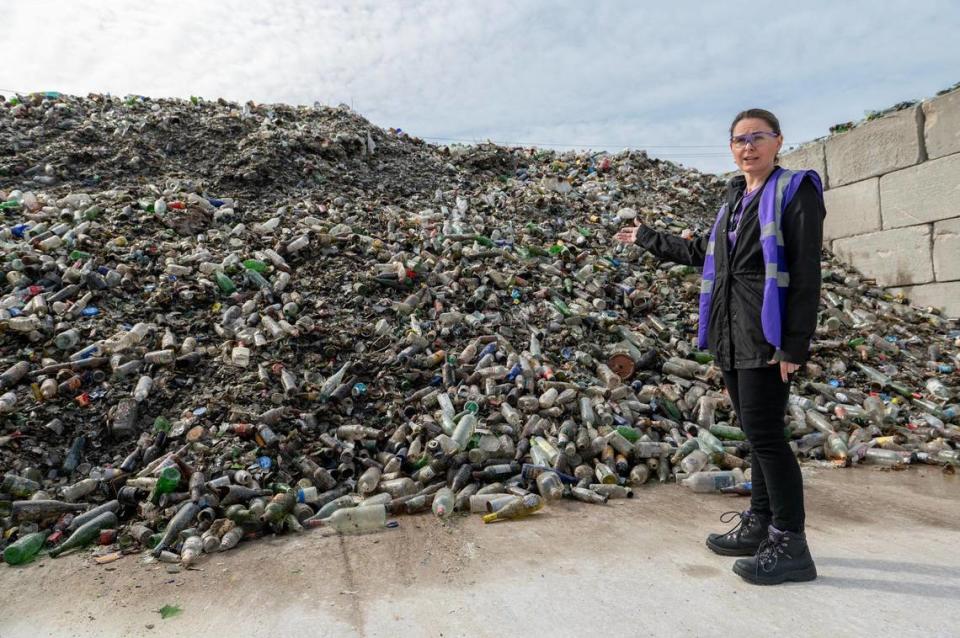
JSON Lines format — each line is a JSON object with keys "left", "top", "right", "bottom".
{"left": 2, "top": 0, "right": 958, "bottom": 173}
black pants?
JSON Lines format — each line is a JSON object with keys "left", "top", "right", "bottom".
{"left": 721, "top": 366, "right": 805, "bottom": 532}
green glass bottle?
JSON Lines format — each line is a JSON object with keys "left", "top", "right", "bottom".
{"left": 661, "top": 397, "right": 682, "bottom": 422}
{"left": 150, "top": 466, "right": 181, "bottom": 504}
{"left": 3, "top": 532, "right": 48, "bottom": 565}
{"left": 261, "top": 491, "right": 296, "bottom": 524}
{"left": 887, "top": 382, "right": 913, "bottom": 398}
{"left": 696, "top": 428, "right": 725, "bottom": 462}
{"left": 670, "top": 438, "right": 700, "bottom": 464}
{"left": 242, "top": 259, "right": 268, "bottom": 272}
{"left": 472, "top": 235, "right": 495, "bottom": 248}
{"left": 214, "top": 271, "right": 236, "bottom": 294}
{"left": 50, "top": 511, "right": 119, "bottom": 558}
{"left": 245, "top": 268, "right": 271, "bottom": 290}
{"left": 709, "top": 424, "right": 747, "bottom": 441}
{"left": 912, "top": 398, "right": 946, "bottom": 420}
{"left": 616, "top": 426, "right": 640, "bottom": 443}
{"left": 691, "top": 351, "right": 714, "bottom": 364}
{"left": 524, "top": 245, "right": 549, "bottom": 257}
{"left": 551, "top": 298, "right": 572, "bottom": 318}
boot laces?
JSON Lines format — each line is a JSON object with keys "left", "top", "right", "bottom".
{"left": 719, "top": 510, "right": 755, "bottom": 540}
{"left": 756, "top": 533, "right": 791, "bottom": 573}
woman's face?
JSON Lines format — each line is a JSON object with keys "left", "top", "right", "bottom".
{"left": 730, "top": 117, "right": 783, "bottom": 176}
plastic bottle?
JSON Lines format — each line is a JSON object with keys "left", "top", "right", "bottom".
{"left": 862, "top": 448, "right": 910, "bottom": 468}
{"left": 324, "top": 504, "right": 387, "bottom": 533}
{"left": 356, "top": 466, "right": 381, "bottom": 495}
{"left": 695, "top": 428, "right": 725, "bottom": 462}
{"left": 61, "top": 478, "right": 99, "bottom": 502}
{"left": 320, "top": 361, "right": 352, "bottom": 400}
{"left": 231, "top": 346, "right": 251, "bottom": 367}
{"left": 133, "top": 375, "right": 153, "bottom": 402}
{"left": 451, "top": 414, "right": 477, "bottom": 451}
{"left": 681, "top": 469, "right": 745, "bottom": 493}
{"left": 680, "top": 449, "right": 709, "bottom": 475}
{"left": 432, "top": 487, "right": 455, "bottom": 518}
{"left": 0, "top": 391, "right": 17, "bottom": 413}
{"left": 180, "top": 535, "right": 204, "bottom": 566}
{"left": 308, "top": 494, "right": 352, "bottom": 520}
{"left": 633, "top": 440, "right": 670, "bottom": 459}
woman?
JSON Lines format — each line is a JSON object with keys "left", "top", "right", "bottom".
{"left": 615, "top": 109, "right": 826, "bottom": 585}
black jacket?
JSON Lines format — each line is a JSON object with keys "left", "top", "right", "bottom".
{"left": 636, "top": 167, "right": 825, "bottom": 370}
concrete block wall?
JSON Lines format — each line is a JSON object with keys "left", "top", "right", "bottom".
{"left": 780, "top": 87, "right": 960, "bottom": 317}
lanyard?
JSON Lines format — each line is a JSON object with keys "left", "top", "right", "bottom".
{"left": 728, "top": 194, "right": 745, "bottom": 233}
{"left": 730, "top": 187, "right": 759, "bottom": 234}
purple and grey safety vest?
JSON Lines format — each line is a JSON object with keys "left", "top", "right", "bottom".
{"left": 698, "top": 168, "right": 823, "bottom": 351}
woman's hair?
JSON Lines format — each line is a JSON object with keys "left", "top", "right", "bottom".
{"left": 729, "top": 108, "right": 781, "bottom": 138}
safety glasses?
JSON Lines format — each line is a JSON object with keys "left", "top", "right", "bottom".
{"left": 730, "top": 131, "right": 779, "bottom": 149}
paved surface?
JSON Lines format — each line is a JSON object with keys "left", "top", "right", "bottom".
{"left": 1, "top": 465, "right": 958, "bottom": 638}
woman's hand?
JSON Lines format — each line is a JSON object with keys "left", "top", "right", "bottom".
{"left": 615, "top": 226, "right": 640, "bottom": 244}
{"left": 769, "top": 358, "right": 800, "bottom": 383}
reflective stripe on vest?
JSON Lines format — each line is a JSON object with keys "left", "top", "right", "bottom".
{"left": 696, "top": 168, "right": 824, "bottom": 351}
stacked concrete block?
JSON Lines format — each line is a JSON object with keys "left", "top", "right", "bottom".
{"left": 779, "top": 87, "right": 960, "bottom": 318}
{"left": 933, "top": 218, "right": 960, "bottom": 282}
{"left": 824, "top": 105, "right": 925, "bottom": 187}
{"left": 832, "top": 225, "right": 933, "bottom": 288}
{"left": 880, "top": 153, "right": 960, "bottom": 228}
{"left": 821, "top": 177, "right": 880, "bottom": 241}
{"left": 889, "top": 282, "right": 960, "bottom": 318}
{"left": 780, "top": 140, "right": 827, "bottom": 188}
{"left": 923, "top": 89, "right": 960, "bottom": 160}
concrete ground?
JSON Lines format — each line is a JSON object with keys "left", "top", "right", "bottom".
{"left": 1, "top": 464, "right": 958, "bottom": 638}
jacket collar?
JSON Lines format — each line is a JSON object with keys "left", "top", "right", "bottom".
{"left": 725, "top": 165, "right": 781, "bottom": 205}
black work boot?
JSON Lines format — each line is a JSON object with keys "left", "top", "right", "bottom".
{"left": 705, "top": 510, "right": 770, "bottom": 556}
{"left": 733, "top": 525, "right": 818, "bottom": 585}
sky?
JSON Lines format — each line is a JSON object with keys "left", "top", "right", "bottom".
{"left": 2, "top": 0, "right": 958, "bottom": 174}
